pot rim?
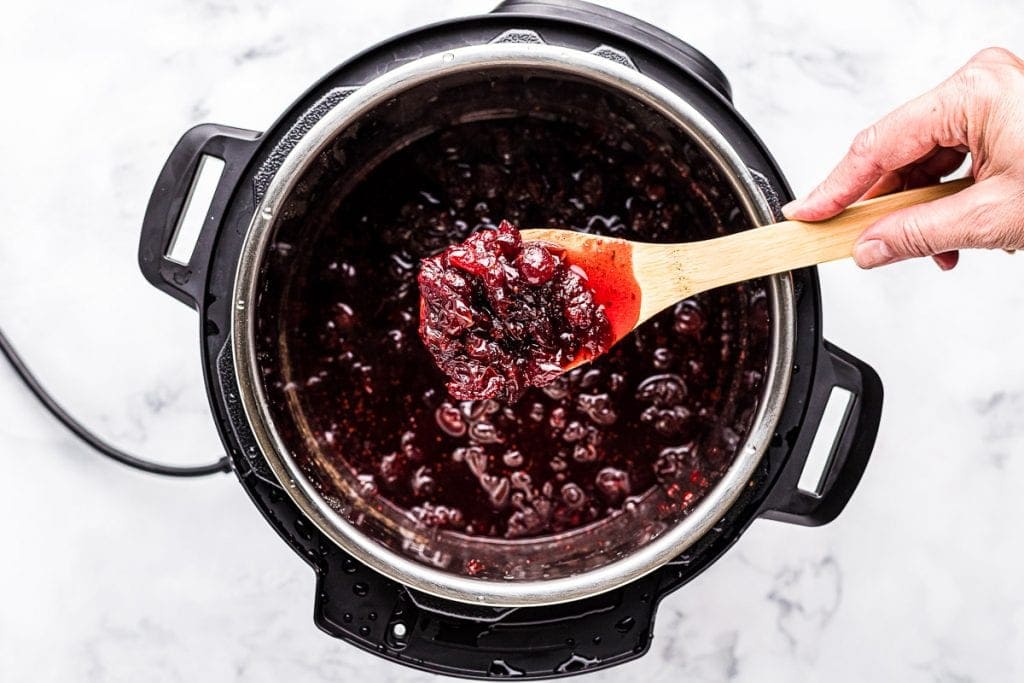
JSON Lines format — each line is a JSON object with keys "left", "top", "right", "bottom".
{"left": 231, "top": 41, "right": 795, "bottom": 607}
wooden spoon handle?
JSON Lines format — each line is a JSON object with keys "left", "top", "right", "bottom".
{"left": 631, "top": 178, "right": 971, "bottom": 321}
{"left": 751, "top": 177, "right": 970, "bottom": 266}
{"left": 677, "top": 177, "right": 971, "bottom": 291}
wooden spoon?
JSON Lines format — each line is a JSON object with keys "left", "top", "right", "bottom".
{"left": 522, "top": 178, "right": 971, "bottom": 369}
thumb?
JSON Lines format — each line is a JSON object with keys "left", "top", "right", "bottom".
{"left": 852, "top": 179, "right": 1011, "bottom": 268}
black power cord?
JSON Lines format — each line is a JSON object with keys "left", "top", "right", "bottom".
{"left": 0, "top": 325, "right": 231, "bottom": 478}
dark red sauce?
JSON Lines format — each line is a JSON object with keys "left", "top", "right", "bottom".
{"left": 255, "top": 116, "right": 771, "bottom": 540}
{"left": 418, "top": 219, "right": 612, "bottom": 401}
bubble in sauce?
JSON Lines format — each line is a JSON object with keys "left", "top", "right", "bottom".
{"left": 435, "top": 402, "right": 467, "bottom": 437}
{"left": 503, "top": 449, "right": 524, "bottom": 468}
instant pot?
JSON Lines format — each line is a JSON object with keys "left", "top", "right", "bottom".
{"left": 138, "top": 0, "right": 883, "bottom": 677}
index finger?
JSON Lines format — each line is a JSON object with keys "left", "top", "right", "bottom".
{"left": 784, "top": 76, "right": 969, "bottom": 221}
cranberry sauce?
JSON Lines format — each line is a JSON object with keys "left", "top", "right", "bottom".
{"left": 256, "top": 116, "right": 771, "bottom": 541}
{"left": 418, "top": 219, "right": 612, "bottom": 401}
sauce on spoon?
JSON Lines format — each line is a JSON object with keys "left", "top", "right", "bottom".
{"left": 418, "top": 220, "right": 622, "bottom": 401}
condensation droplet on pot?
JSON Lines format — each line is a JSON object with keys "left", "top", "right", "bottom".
{"left": 400, "top": 431, "right": 422, "bottom": 461}
{"left": 503, "top": 565, "right": 527, "bottom": 580}
{"left": 410, "top": 466, "right": 435, "bottom": 497}
{"left": 654, "top": 444, "right": 694, "bottom": 482}
{"left": 379, "top": 452, "right": 402, "bottom": 484}
{"left": 410, "top": 502, "right": 463, "bottom": 528}
{"left": 356, "top": 473, "right": 377, "bottom": 496}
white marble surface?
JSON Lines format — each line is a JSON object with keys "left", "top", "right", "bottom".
{"left": 2, "top": 1, "right": 1023, "bottom": 681}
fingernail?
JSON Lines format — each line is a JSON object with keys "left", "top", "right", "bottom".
{"left": 781, "top": 199, "right": 803, "bottom": 218}
{"left": 853, "top": 240, "right": 894, "bottom": 269}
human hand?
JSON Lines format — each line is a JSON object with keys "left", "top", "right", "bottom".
{"left": 782, "top": 47, "right": 1024, "bottom": 270}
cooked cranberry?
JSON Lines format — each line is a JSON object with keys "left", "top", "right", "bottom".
{"left": 516, "top": 242, "right": 557, "bottom": 285}
{"left": 418, "top": 220, "right": 611, "bottom": 401}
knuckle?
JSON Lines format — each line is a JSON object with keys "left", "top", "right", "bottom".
{"left": 970, "top": 46, "right": 1020, "bottom": 67}
{"left": 897, "top": 214, "right": 934, "bottom": 256}
{"left": 956, "top": 63, "right": 997, "bottom": 95}
{"left": 970, "top": 193, "right": 1022, "bottom": 250}
{"left": 849, "top": 125, "right": 880, "bottom": 161}
{"left": 962, "top": 205, "right": 998, "bottom": 248}
{"left": 957, "top": 50, "right": 1024, "bottom": 97}
{"left": 843, "top": 124, "right": 884, "bottom": 175}
{"left": 950, "top": 68, "right": 1000, "bottom": 125}
{"left": 1012, "top": 189, "right": 1024, "bottom": 250}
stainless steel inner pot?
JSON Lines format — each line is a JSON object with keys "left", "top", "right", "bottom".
{"left": 231, "top": 41, "right": 795, "bottom": 607}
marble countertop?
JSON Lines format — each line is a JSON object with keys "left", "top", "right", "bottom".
{"left": 2, "top": 1, "right": 1023, "bottom": 681}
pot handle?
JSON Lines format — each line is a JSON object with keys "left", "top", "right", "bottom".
{"left": 138, "top": 123, "right": 261, "bottom": 309}
{"left": 760, "top": 341, "right": 883, "bottom": 526}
